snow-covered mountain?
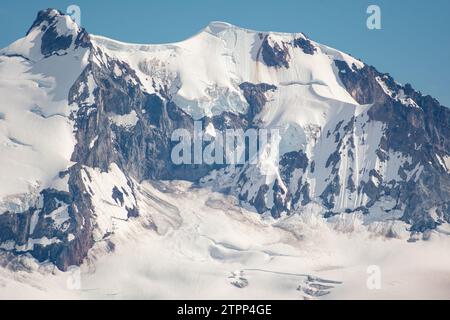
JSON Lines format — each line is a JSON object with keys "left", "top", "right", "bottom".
{"left": 0, "top": 8, "right": 449, "bottom": 276}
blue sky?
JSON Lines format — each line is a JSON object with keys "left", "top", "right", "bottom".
{"left": 0, "top": 0, "right": 449, "bottom": 106}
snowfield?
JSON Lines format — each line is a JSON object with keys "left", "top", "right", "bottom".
{"left": 1, "top": 180, "right": 449, "bottom": 300}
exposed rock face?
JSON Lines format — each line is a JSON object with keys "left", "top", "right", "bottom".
{"left": 0, "top": 168, "right": 94, "bottom": 270}
{"left": 260, "top": 34, "right": 317, "bottom": 67}
{"left": 293, "top": 37, "right": 316, "bottom": 55}
{"left": 0, "top": 10, "right": 449, "bottom": 270}
{"left": 334, "top": 60, "right": 450, "bottom": 231}
{"left": 27, "top": 8, "right": 90, "bottom": 57}
{"left": 239, "top": 82, "right": 277, "bottom": 122}
{"left": 261, "top": 35, "right": 290, "bottom": 68}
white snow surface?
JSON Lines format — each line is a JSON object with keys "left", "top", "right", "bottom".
{"left": 0, "top": 12, "right": 89, "bottom": 210}
{"left": 0, "top": 51, "right": 88, "bottom": 204}
{"left": 81, "top": 163, "right": 136, "bottom": 241}
{"left": 109, "top": 110, "right": 139, "bottom": 129}
{"left": 441, "top": 155, "right": 450, "bottom": 173}
{"left": 0, "top": 180, "right": 449, "bottom": 299}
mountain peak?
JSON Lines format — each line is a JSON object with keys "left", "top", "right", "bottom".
{"left": 2, "top": 8, "right": 89, "bottom": 60}
{"left": 26, "top": 9, "right": 67, "bottom": 36}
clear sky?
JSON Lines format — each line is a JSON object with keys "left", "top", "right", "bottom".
{"left": 0, "top": 0, "right": 449, "bottom": 106}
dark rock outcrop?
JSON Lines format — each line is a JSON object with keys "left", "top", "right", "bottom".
{"left": 293, "top": 37, "right": 316, "bottom": 55}
{"left": 261, "top": 35, "right": 290, "bottom": 68}
{"left": 334, "top": 58, "right": 450, "bottom": 231}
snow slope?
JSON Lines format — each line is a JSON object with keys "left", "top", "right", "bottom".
{"left": 0, "top": 9, "right": 90, "bottom": 213}
{"left": 1, "top": 180, "right": 449, "bottom": 299}
{"left": 0, "top": 49, "right": 88, "bottom": 210}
